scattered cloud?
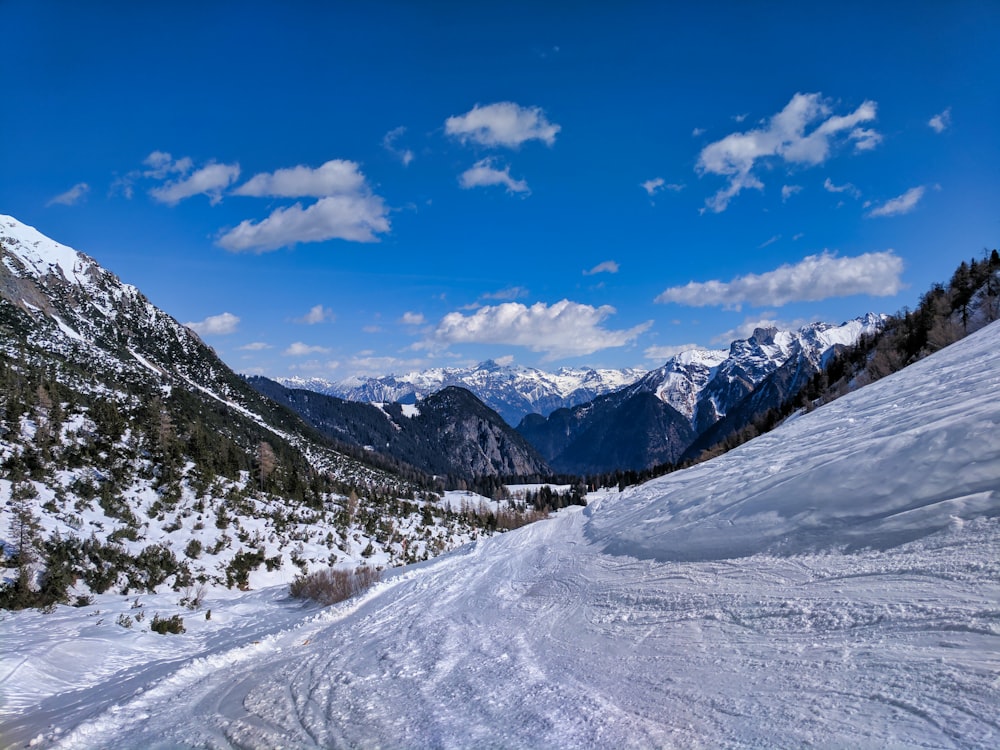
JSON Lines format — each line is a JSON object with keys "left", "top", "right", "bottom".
{"left": 345, "top": 355, "right": 429, "bottom": 377}
{"left": 584, "top": 260, "right": 620, "bottom": 276}
{"left": 732, "top": 112, "right": 749, "bottom": 123}
{"left": 295, "top": 304, "right": 335, "bottom": 324}
{"left": 362, "top": 325, "right": 383, "bottom": 334}
{"left": 238, "top": 341, "right": 272, "bottom": 351}
{"left": 758, "top": 235, "right": 781, "bottom": 249}
{"left": 445, "top": 102, "right": 560, "bottom": 148}
{"left": 692, "top": 127, "right": 706, "bottom": 137}
{"left": 426, "top": 299, "right": 652, "bottom": 360}
{"left": 781, "top": 184, "right": 802, "bottom": 201}
{"left": 641, "top": 178, "right": 684, "bottom": 197}
{"left": 143, "top": 151, "right": 193, "bottom": 179}
{"left": 150, "top": 162, "right": 240, "bottom": 205}
{"left": 823, "top": 178, "right": 861, "bottom": 199}
{"left": 218, "top": 193, "right": 390, "bottom": 252}
{"left": 383, "top": 126, "right": 415, "bottom": 166}
{"left": 644, "top": 343, "right": 700, "bottom": 361}
{"left": 697, "top": 92, "right": 879, "bottom": 212}
{"left": 283, "top": 342, "right": 332, "bottom": 356}
{"left": 400, "top": 311, "right": 426, "bottom": 325}
{"left": 459, "top": 158, "right": 529, "bottom": 194}
{"left": 47, "top": 183, "right": 90, "bottom": 207}
{"left": 850, "top": 128, "right": 882, "bottom": 151}
{"left": 866, "top": 186, "right": 925, "bottom": 218}
{"left": 655, "top": 250, "right": 904, "bottom": 309}
{"left": 233, "top": 159, "right": 366, "bottom": 198}
{"left": 928, "top": 107, "right": 952, "bottom": 134}
{"left": 185, "top": 312, "right": 240, "bottom": 336}
{"left": 481, "top": 286, "right": 529, "bottom": 300}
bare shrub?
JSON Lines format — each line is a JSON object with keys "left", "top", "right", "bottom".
{"left": 289, "top": 565, "right": 380, "bottom": 606}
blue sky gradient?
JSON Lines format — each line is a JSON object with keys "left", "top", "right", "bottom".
{"left": 4, "top": 1, "right": 998, "bottom": 378}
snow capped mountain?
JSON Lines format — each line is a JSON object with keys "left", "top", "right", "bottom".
{"left": 632, "top": 314, "right": 886, "bottom": 430}
{"left": 279, "top": 360, "right": 646, "bottom": 425}
{"left": 518, "top": 315, "right": 886, "bottom": 474}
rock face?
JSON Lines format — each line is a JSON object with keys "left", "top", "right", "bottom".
{"left": 517, "top": 316, "right": 885, "bottom": 474}
{"left": 249, "top": 379, "right": 551, "bottom": 481}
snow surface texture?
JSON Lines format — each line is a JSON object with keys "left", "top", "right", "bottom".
{"left": 4, "top": 322, "right": 1000, "bottom": 748}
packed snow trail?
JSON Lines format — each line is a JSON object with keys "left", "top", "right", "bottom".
{"left": 5, "top": 320, "right": 1000, "bottom": 748}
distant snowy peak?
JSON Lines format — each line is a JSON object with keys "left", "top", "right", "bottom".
{"left": 636, "top": 315, "right": 886, "bottom": 424}
{"left": 277, "top": 362, "right": 647, "bottom": 425}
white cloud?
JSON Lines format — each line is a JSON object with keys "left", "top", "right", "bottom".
{"left": 295, "top": 304, "right": 335, "bottom": 324}
{"left": 233, "top": 159, "right": 366, "bottom": 198}
{"left": 238, "top": 342, "right": 272, "bottom": 351}
{"left": 692, "top": 127, "right": 706, "bottom": 137}
{"left": 584, "top": 260, "right": 620, "bottom": 276}
{"left": 928, "top": 107, "right": 952, "bottom": 134}
{"left": 150, "top": 162, "right": 240, "bottom": 205}
{"left": 866, "top": 186, "right": 925, "bottom": 218}
{"left": 459, "top": 159, "right": 529, "bottom": 194}
{"left": 655, "top": 250, "right": 904, "bottom": 309}
{"left": 427, "top": 300, "right": 652, "bottom": 360}
{"left": 641, "top": 178, "right": 684, "bottom": 197}
{"left": 143, "top": 151, "right": 193, "bottom": 179}
{"left": 383, "top": 126, "right": 415, "bottom": 166}
{"left": 47, "top": 183, "right": 90, "bottom": 207}
{"left": 445, "top": 102, "right": 560, "bottom": 148}
{"left": 850, "top": 127, "right": 882, "bottom": 151}
{"left": 218, "top": 193, "right": 390, "bottom": 252}
{"left": 781, "top": 184, "right": 802, "bottom": 201}
{"left": 185, "top": 312, "right": 240, "bottom": 336}
{"left": 697, "top": 93, "right": 879, "bottom": 212}
{"left": 758, "top": 235, "right": 781, "bottom": 249}
{"left": 711, "top": 315, "right": 810, "bottom": 345}
{"left": 284, "top": 342, "right": 332, "bottom": 356}
{"left": 482, "top": 286, "right": 529, "bottom": 300}
{"left": 400, "top": 312, "right": 426, "bottom": 325}
{"left": 823, "top": 178, "right": 861, "bottom": 199}
{"left": 644, "top": 343, "right": 700, "bottom": 361}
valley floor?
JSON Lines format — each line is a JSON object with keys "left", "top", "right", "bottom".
{"left": 3, "top": 502, "right": 998, "bottom": 749}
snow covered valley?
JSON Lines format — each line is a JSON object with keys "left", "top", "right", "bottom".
{"left": 4, "top": 321, "right": 1000, "bottom": 748}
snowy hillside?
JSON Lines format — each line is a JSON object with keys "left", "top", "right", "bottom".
{"left": 4, "top": 320, "right": 998, "bottom": 747}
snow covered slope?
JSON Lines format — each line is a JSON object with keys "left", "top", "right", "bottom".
{"left": 4, "top": 321, "right": 999, "bottom": 748}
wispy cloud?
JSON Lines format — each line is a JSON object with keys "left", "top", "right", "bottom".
{"left": 425, "top": 300, "right": 651, "bottom": 360}
{"left": 383, "top": 126, "right": 415, "bottom": 166}
{"left": 758, "top": 235, "right": 781, "bottom": 249}
{"left": 481, "top": 286, "right": 529, "bottom": 300}
{"left": 151, "top": 162, "right": 241, "bottom": 205}
{"left": 185, "top": 312, "right": 240, "bottom": 336}
{"left": 823, "top": 178, "right": 861, "bottom": 199}
{"left": 295, "top": 304, "right": 335, "bottom": 324}
{"left": 928, "top": 107, "right": 952, "bottom": 134}
{"left": 866, "top": 186, "right": 925, "bottom": 218}
{"left": 781, "top": 184, "right": 802, "bottom": 201}
{"left": 691, "top": 127, "right": 706, "bottom": 137}
{"left": 459, "top": 158, "right": 529, "bottom": 194}
{"left": 584, "top": 260, "right": 620, "bottom": 276}
{"left": 697, "top": 92, "right": 879, "bottom": 212}
{"left": 284, "top": 342, "right": 332, "bottom": 356}
{"left": 238, "top": 341, "right": 272, "bottom": 351}
{"left": 641, "top": 178, "right": 684, "bottom": 197}
{"left": 446, "top": 101, "right": 560, "bottom": 148}
{"left": 656, "top": 250, "right": 904, "bottom": 309}
{"left": 46, "top": 183, "right": 90, "bottom": 207}
{"left": 400, "top": 311, "right": 426, "bottom": 325}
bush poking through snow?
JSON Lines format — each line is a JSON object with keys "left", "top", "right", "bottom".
{"left": 150, "top": 613, "right": 185, "bottom": 634}
{"left": 289, "top": 565, "right": 380, "bottom": 606}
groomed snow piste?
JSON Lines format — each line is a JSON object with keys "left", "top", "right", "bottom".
{"left": 3, "top": 321, "right": 999, "bottom": 749}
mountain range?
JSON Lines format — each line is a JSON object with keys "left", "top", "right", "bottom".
{"left": 278, "top": 361, "right": 646, "bottom": 426}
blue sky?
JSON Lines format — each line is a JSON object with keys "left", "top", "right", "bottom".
{"left": 4, "top": 1, "right": 998, "bottom": 379}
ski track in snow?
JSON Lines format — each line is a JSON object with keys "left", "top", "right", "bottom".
{"left": 4, "top": 321, "right": 1000, "bottom": 749}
